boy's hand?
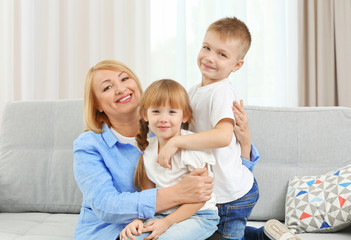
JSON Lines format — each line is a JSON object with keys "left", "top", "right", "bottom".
{"left": 143, "top": 218, "right": 172, "bottom": 240}
{"left": 233, "top": 100, "right": 251, "bottom": 159}
{"left": 119, "top": 219, "right": 144, "bottom": 240}
{"left": 156, "top": 137, "right": 179, "bottom": 168}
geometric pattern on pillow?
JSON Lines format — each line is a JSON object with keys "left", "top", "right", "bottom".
{"left": 285, "top": 164, "right": 351, "bottom": 233}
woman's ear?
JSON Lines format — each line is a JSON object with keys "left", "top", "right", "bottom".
{"left": 96, "top": 103, "right": 103, "bottom": 113}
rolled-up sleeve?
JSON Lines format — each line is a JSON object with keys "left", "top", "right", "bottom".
{"left": 241, "top": 142, "right": 260, "bottom": 172}
{"left": 137, "top": 188, "right": 157, "bottom": 219}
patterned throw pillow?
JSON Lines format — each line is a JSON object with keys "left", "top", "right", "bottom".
{"left": 285, "top": 164, "right": 351, "bottom": 233}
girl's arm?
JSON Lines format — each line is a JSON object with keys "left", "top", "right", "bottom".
{"left": 143, "top": 166, "right": 209, "bottom": 240}
{"left": 157, "top": 118, "right": 234, "bottom": 168}
{"left": 120, "top": 168, "right": 212, "bottom": 240}
{"left": 145, "top": 203, "right": 205, "bottom": 240}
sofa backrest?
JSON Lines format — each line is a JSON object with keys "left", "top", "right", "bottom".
{"left": 1, "top": 100, "right": 351, "bottom": 219}
{"left": 0, "top": 99, "right": 84, "bottom": 213}
{"left": 246, "top": 106, "right": 351, "bottom": 221}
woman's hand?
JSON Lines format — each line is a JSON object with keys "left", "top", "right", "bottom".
{"left": 178, "top": 168, "right": 213, "bottom": 203}
{"left": 143, "top": 218, "right": 172, "bottom": 240}
{"left": 233, "top": 100, "right": 251, "bottom": 160}
{"left": 119, "top": 219, "right": 144, "bottom": 240}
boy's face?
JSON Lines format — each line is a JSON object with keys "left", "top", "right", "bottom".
{"left": 197, "top": 30, "right": 244, "bottom": 86}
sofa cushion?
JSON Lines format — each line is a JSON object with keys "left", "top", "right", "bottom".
{"left": 0, "top": 100, "right": 84, "bottom": 213}
{"left": 0, "top": 212, "right": 78, "bottom": 239}
{"left": 285, "top": 164, "right": 351, "bottom": 233}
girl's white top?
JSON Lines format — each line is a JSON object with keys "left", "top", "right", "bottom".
{"left": 143, "top": 129, "right": 218, "bottom": 214}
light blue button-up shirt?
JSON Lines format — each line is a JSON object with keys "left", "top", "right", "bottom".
{"left": 241, "top": 143, "right": 260, "bottom": 172}
{"left": 73, "top": 123, "right": 157, "bottom": 240}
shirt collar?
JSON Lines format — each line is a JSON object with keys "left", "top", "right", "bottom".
{"left": 101, "top": 123, "right": 118, "bottom": 148}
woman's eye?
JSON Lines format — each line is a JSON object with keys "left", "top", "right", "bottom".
{"left": 103, "top": 86, "right": 111, "bottom": 92}
{"left": 120, "top": 72, "right": 130, "bottom": 81}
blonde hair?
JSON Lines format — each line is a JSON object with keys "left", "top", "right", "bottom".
{"left": 134, "top": 79, "right": 193, "bottom": 190}
{"left": 207, "top": 17, "right": 251, "bottom": 59}
{"left": 83, "top": 59, "right": 142, "bottom": 133}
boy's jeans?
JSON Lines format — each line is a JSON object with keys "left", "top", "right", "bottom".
{"left": 217, "top": 178, "right": 267, "bottom": 240}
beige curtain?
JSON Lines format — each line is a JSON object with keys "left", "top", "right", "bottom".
{"left": 298, "top": 0, "right": 351, "bottom": 107}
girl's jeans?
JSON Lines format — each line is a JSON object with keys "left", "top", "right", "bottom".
{"left": 129, "top": 209, "right": 219, "bottom": 240}
{"left": 216, "top": 178, "right": 269, "bottom": 240}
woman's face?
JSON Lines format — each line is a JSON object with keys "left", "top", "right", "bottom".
{"left": 93, "top": 69, "right": 141, "bottom": 121}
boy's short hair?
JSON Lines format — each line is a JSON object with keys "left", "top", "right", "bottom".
{"left": 207, "top": 17, "right": 251, "bottom": 59}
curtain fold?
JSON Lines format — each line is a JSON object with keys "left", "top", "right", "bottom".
{"left": 0, "top": 0, "right": 151, "bottom": 129}
{"left": 298, "top": 0, "right": 351, "bottom": 107}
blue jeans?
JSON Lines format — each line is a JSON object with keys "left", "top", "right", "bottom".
{"left": 130, "top": 209, "right": 219, "bottom": 240}
{"left": 216, "top": 178, "right": 268, "bottom": 240}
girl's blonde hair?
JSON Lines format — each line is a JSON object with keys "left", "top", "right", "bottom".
{"left": 134, "top": 79, "right": 193, "bottom": 190}
{"left": 83, "top": 59, "right": 142, "bottom": 133}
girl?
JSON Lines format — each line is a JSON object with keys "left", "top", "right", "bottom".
{"left": 119, "top": 79, "right": 219, "bottom": 240}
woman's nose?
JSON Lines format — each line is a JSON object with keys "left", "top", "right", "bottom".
{"left": 115, "top": 87, "right": 126, "bottom": 95}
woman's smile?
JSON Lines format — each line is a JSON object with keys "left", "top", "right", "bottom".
{"left": 116, "top": 93, "right": 132, "bottom": 103}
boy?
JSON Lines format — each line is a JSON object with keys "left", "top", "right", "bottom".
{"left": 158, "top": 17, "right": 300, "bottom": 240}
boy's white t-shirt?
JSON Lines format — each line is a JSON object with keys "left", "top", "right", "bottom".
{"left": 188, "top": 79, "right": 254, "bottom": 204}
{"left": 143, "top": 129, "right": 218, "bottom": 214}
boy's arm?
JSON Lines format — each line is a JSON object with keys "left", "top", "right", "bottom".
{"left": 157, "top": 118, "right": 234, "bottom": 168}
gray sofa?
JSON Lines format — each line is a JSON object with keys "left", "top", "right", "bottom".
{"left": 0, "top": 99, "right": 350, "bottom": 240}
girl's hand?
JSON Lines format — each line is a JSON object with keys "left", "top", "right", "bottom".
{"left": 119, "top": 219, "right": 144, "bottom": 240}
{"left": 143, "top": 218, "right": 172, "bottom": 240}
{"left": 156, "top": 137, "right": 179, "bottom": 168}
{"left": 233, "top": 100, "right": 251, "bottom": 159}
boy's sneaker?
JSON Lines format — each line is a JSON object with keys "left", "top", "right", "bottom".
{"left": 263, "top": 219, "right": 301, "bottom": 240}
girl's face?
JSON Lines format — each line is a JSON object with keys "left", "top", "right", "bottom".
{"left": 145, "top": 103, "right": 189, "bottom": 143}
{"left": 93, "top": 69, "right": 141, "bottom": 121}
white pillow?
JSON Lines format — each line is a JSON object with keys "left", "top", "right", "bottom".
{"left": 285, "top": 164, "right": 351, "bottom": 233}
